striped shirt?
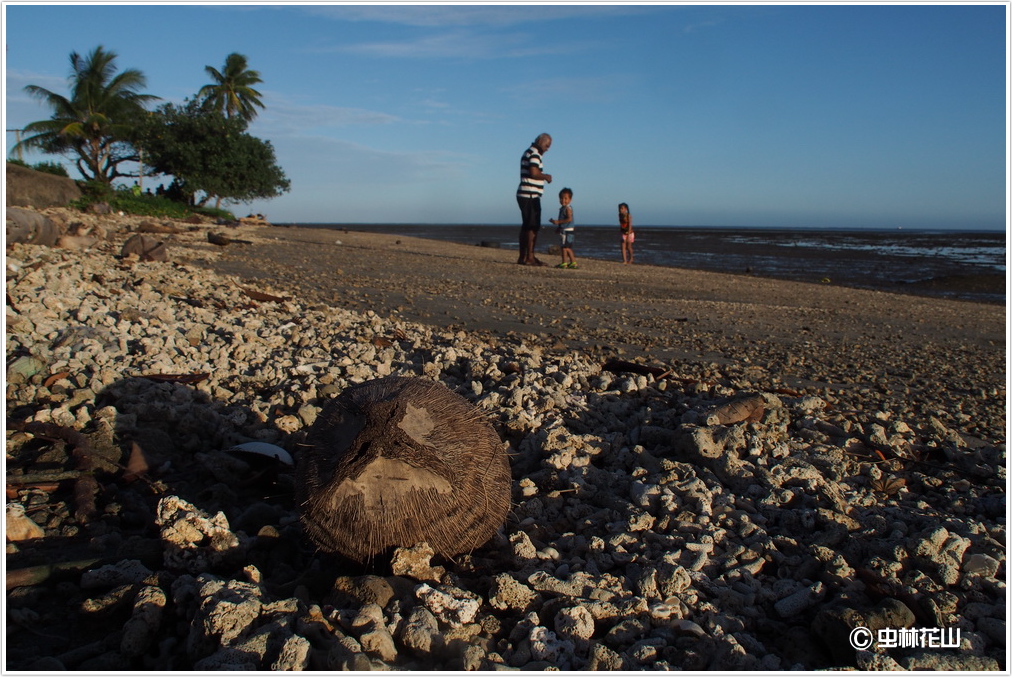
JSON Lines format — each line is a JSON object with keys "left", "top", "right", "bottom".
{"left": 516, "top": 145, "right": 546, "bottom": 198}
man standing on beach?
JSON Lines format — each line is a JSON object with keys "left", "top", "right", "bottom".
{"left": 516, "top": 133, "right": 553, "bottom": 265}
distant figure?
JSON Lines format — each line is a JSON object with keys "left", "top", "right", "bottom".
{"left": 619, "top": 202, "right": 634, "bottom": 264}
{"left": 516, "top": 133, "right": 553, "bottom": 266}
{"left": 131, "top": 182, "right": 141, "bottom": 197}
{"left": 550, "top": 187, "right": 576, "bottom": 268}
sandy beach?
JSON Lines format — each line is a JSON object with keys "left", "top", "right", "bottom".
{"left": 5, "top": 212, "right": 1007, "bottom": 671}
{"left": 209, "top": 225, "right": 1005, "bottom": 414}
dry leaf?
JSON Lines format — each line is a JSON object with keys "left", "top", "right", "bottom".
{"left": 871, "top": 475, "right": 906, "bottom": 496}
{"left": 43, "top": 371, "right": 71, "bottom": 388}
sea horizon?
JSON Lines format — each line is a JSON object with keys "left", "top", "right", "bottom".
{"left": 279, "top": 222, "right": 1006, "bottom": 234}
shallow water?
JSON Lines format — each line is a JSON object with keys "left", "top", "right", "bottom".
{"left": 292, "top": 223, "right": 1006, "bottom": 304}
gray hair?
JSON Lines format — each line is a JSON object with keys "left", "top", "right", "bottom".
{"left": 534, "top": 133, "right": 552, "bottom": 148}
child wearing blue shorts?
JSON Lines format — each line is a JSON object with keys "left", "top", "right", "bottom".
{"left": 550, "top": 187, "right": 577, "bottom": 269}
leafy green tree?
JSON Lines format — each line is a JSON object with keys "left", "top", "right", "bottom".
{"left": 140, "top": 100, "right": 290, "bottom": 207}
{"left": 198, "top": 53, "right": 265, "bottom": 124}
{"left": 18, "top": 45, "right": 158, "bottom": 183}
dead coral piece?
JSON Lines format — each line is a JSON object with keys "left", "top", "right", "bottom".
{"left": 6, "top": 503, "right": 45, "bottom": 541}
{"left": 390, "top": 542, "right": 446, "bottom": 583}
{"left": 156, "top": 495, "right": 243, "bottom": 573}
{"left": 296, "top": 376, "right": 511, "bottom": 563}
{"left": 705, "top": 393, "right": 767, "bottom": 425}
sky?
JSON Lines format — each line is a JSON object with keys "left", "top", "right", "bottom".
{"left": 3, "top": 2, "right": 1008, "bottom": 229}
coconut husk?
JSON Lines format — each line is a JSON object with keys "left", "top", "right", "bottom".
{"left": 296, "top": 376, "right": 511, "bottom": 563}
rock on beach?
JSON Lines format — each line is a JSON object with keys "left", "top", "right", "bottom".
{"left": 4, "top": 206, "right": 1006, "bottom": 671}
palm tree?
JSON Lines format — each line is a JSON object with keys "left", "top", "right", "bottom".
{"left": 19, "top": 46, "right": 158, "bottom": 184}
{"left": 198, "top": 53, "right": 265, "bottom": 124}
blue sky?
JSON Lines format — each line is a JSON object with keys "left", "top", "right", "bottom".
{"left": 3, "top": 3, "right": 1007, "bottom": 229}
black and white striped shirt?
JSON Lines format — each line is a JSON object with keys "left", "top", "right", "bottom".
{"left": 516, "top": 145, "right": 546, "bottom": 199}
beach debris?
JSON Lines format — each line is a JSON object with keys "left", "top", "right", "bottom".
{"left": 7, "top": 558, "right": 102, "bottom": 591}
{"left": 296, "top": 376, "right": 511, "bottom": 562}
{"left": 207, "top": 232, "right": 231, "bottom": 246}
{"left": 43, "top": 371, "right": 71, "bottom": 388}
{"left": 122, "top": 442, "right": 151, "bottom": 483}
{"left": 870, "top": 475, "right": 906, "bottom": 496}
{"left": 602, "top": 359, "right": 671, "bottom": 380}
{"left": 137, "top": 372, "right": 210, "bottom": 385}
{"left": 10, "top": 421, "right": 100, "bottom": 522}
{"left": 120, "top": 234, "right": 167, "bottom": 261}
{"left": 226, "top": 441, "right": 294, "bottom": 466}
{"left": 704, "top": 393, "right": 766, "bottom": 425}
{"left": 240, "top": 286, "right": 287, "bottom": 304}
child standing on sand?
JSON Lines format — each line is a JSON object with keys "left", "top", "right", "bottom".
{"left": 550, "top": 187, "right": 577, "bottom": 268}
{"left": 619, "top": 202, "right": 634, "bottom": 264}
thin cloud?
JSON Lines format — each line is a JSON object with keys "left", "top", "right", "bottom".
{"left": 302, "top": 5, "right": 643, "bottom": 28}
{"left": 323, "top": 29, "right": 588, "bottom": 60}
{"left": 6, "top": 69, "right": 70, "bottom": 98}
{"left": 254, "top": 95, "right": 403, "bottom": 135}
{"left": 269, "top": 135, "right": 475, "bottom": 186}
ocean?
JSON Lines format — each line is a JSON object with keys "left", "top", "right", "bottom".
{"left": 290, "top": 223, "right": 1006, "bottom": 305}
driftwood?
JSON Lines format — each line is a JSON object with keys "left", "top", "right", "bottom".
{"left": 137, "top": 372, "right": 210, "bottom": 385}
{"left": 602, "top": 359, "right": 671, "bottom": 380}
{"left": 601, "top": 358, "right": 709, "bottom": 387}
{"left": 296, "top": 376, "right": 511, "bottom": 563}
{"left": 6, "top": 558, "right": 102, "bottom": 591}
{"left": 9, "top": 422, "right": 98, "bottom": 522}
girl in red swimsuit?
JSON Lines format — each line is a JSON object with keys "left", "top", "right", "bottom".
{"left": 619, "top": 203, "right": 634, "bottom": 264}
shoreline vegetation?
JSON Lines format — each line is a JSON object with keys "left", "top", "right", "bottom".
{"left": 5, "top": 211, "right": 1007, "bottom": 670}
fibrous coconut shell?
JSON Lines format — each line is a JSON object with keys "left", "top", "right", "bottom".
{"left": 296, "top": 376, "right": 511, "bottom": 563}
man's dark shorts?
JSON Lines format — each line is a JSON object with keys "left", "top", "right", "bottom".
{"left": 517, "top": 196, "right": 541, "bottom": 232}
